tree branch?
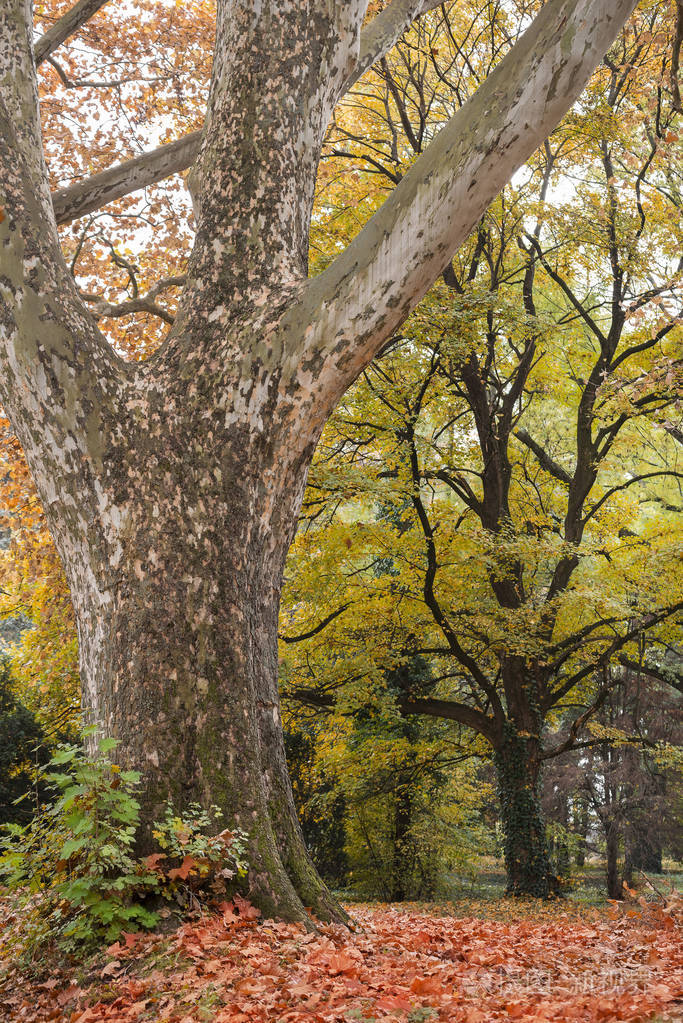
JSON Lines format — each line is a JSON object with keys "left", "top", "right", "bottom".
{"left": 400, "top": 697, "right": 497, "bottom": 742}
{"left": 514, "top": 428, "right": 572, "bottom": 484}
{"left": 279, "top": 603, "right": 351, "bottom": 644}
{"left": 52, "top": 132, "right": 202, "bottom": 225}
{"left": 672, "top": 0, "right": 683, "bottom": 113}
{"left": 617, "top": 656, "right": 683, "bottom": 694}
{"left": 34, "top": 0, "right": 112, "bottom": 66}
{"left": 303, "top": 0, "right": 638, "bottom": 403}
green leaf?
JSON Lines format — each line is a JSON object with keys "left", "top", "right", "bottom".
{"left": 98, "top": 737, "right": 120, "bottom": 754}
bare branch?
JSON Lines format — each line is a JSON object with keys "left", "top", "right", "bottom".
{"left": 34, "top": 0, "right": 112, "bottom": 66}
{"left": 515, "top": 428, "right": 572, "bottom": 484}
{"left": 79, "top": 273, "right": 185, "bottom": 325}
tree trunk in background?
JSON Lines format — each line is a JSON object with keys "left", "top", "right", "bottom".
{"left": 625, "top": 823, "right": 663, "bottom": 878}
{"left": 606, "top": 823, "right": 622, "bottom": 899}
{"left": 494, "top": 725, "right": 556, "bottom": 897}
{"left": 389, "top": 783, "right": 412, "bottom": 901}
{"left": 574, "top": 798, "right": 589, "bottom": 868}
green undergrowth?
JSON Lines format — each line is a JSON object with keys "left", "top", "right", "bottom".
{"left": 0, "top": 734, "right": 249, "bottom": 967}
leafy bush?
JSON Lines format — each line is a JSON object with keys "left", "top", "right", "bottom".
{"left": 0, "top": 735, "right": 249, "bottom": 960}
{"left": 152, "top": 800, "right": 249, "bottom": 891}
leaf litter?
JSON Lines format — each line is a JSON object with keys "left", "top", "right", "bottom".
{"left": 1, "top": 898, "right": 680, "bottom": 1022}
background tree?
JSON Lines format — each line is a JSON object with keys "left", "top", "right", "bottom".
{"left": 0, "top": 656, "right": 49, "bottom": 824}
{"left": 540, "top": 662, "right": 682, "bottom": 898}
{"left": 282, "top": 1, "right": 682, "bottom": 896}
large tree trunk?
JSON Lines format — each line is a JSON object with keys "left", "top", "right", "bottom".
{"left": 493, "top": 725, "right": 556, "bottom": 898}
{"left": 59, "top": 373, "right": 343, "bottom": 922}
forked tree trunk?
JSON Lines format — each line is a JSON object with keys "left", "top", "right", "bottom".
{"left": 493, "top": 725, "right": 556, "bottom": 898}
{"left": 0, "top": 0, "right": 639, "bottom": 923}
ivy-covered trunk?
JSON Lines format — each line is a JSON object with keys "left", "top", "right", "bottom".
{"left": 493, "top": 724, "right": 555, "bottom": 898}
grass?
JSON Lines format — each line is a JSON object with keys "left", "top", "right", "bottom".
{"left": 338, "top": 857, "right": 682, "bottom": 923}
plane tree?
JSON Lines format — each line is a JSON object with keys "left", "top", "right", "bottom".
{"left": 0, "top": 0, "right": 640, "bottom": 919}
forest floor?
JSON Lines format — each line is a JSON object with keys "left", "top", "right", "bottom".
{"left": 0, "top": 893, "right": 681, "bottom": 1023}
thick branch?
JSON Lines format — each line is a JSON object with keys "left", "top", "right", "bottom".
{"left": 52, "top": 132, "right": 201, "bottom": 225}
{"left": 34, "top": 0, "right": 111, "bottom": 66}
{"left": 515, "top": 428, "right": 572, "bottom": 484}
{"left": 287, "top": 689, "right": 497, "bottom": 742}
{"left": 303, "top": 0, "right": 638, "bottom": 405}
{"left": 401, "top": 697, "right": 497, "bottom": 742}
{"left": 617, "top": 656, "right": 683, "bottom": 694}
{"left": 672, "top": 0, "right": 683, "bottom": 113}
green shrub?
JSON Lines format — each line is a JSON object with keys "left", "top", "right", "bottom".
{"left": 152, "top": 799, "right": 249, "bottom": 890}
{"left": 0, "top": 734, "right": 249, "bottom": 960}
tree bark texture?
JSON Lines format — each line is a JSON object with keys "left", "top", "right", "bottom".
{"left": 606, "top": 823, "right": 622, "bottom": 900}
{"left": 493, "top": 725, "right": 556, "bottom": 898}
{"left": 0, "top": 0, "right": 639, "bottom": 920}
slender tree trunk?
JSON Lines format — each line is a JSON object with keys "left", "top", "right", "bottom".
{"left": 605, "top": 823, "right": 622, "bottom": 899}
{"left": 493, "top": 724, "right": 556, "bottom": 897}
{"left": 389, "top": 782, "right": 412, "bottom": 901}
{"left": 574, "top": 797, "right": 589, "bottom": 867}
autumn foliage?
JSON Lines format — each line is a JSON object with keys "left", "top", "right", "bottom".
{"left": 1, "top": 900, "right": 681, "bottom": 1022}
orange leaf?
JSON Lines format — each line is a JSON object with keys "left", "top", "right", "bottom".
{"left": 168, "top": 855, "right": 198, "bottom": 881}
{"left": 410, "top": 974, "right": 445, "bottom": 995}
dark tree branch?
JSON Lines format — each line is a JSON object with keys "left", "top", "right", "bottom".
{"left": 514, "top": 429, "right": 572, "bottom": 484}
{"left": 279, "top": 603, "right": 352, "bottom": 644}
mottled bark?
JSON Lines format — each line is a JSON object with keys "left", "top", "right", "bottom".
{"left": 1, "top": 0, "right": 638, "bottom": 920}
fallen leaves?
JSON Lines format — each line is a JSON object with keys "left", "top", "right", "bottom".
{"left": 0, "top": 900, "right": 680, "bottom": 1023}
